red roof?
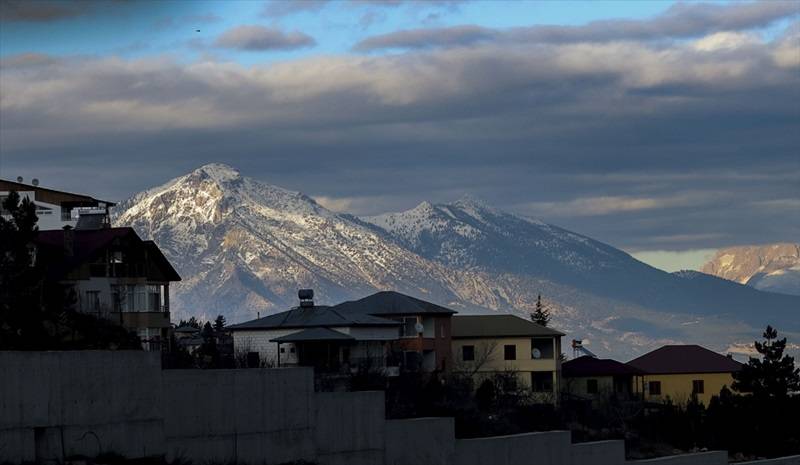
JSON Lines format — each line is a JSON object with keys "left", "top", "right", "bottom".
{"left": 627, "top": 345, "right": 742, "bottom": 375}
{"left": 563, "top": 356, "right": 643, "bottom": 377}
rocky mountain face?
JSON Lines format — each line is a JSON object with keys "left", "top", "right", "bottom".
{"left": 701, "top": 244, "right": 800, "bottom": 296}
{"left": 112, "top": 164, "right": 800, "bottom": 359}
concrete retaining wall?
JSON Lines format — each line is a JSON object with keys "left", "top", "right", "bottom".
{"left": 0, "top": 351, "right": 164, "bottom": 463}
{"left": 162, "top": 368, "right": 316, "bottom": 465}
{"left": 3, "top": 351, "right": 800, "bottom": 465}
{"left": 739, "top": 457, "right": 800, "bottom": 465}
{"left": 385, "top": 417, "right": 455, "bottom": 465}
{"left": 454, "top": 430, "right": 572, "bottom": 465}
{"left": 572, "top": 440, "right": 626, "bottom": 465}
{"left": 630, "top": 451, "right": 728, "bottom": 465}
{"left": 315, "top": 391, "right": 385, "bottom": 465}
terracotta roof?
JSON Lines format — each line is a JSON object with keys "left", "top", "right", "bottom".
{"left": 563, "top": 356, "right": 643, "bottom": 377}
{"left": 333, "top": 291, "right": 457, "bottom": 316}
{"left": 627, "top": 345, "right": 742, "bottom": 375}
{"left": 451, "top": 314, "right": 564, "bottom": 338}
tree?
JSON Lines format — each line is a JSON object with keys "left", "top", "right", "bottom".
{"left": 732, "top": 325, "right": 800, "bottom": 399}
{"left": 530, "top": 294, "right": 550, "bottom": 327}
{"left": 213, "top": 314, "right": 226, "bottom": 332}
{"left": 177, "top": 316, "right": 201, "bottom": 329}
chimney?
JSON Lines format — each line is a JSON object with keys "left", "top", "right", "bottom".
{"left": 63, "top": 225, "right": 74, "bottom": 257}
{"left": 298, "top": 289, "right": 314, "bottom": 308}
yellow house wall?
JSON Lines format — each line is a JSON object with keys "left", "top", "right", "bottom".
{"left": 451, "top": 337, "right": 561, "bottom": 390}
{"left": 634, "top": 372, "right": 736, "bottom": 405}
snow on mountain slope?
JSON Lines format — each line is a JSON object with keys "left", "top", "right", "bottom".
{"left": 701, "top": 243, "right": 800, "bottom": 296}
{"left": 112, "top": 164, "right": 800, "bottom": 358}
{"left": 363, "top": 199, "right": 800, "bottom": 331}
{"left": 113, "top": 164, "right": 493, "bottom": 322}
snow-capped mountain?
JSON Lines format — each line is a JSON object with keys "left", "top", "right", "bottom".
{"left": 701, "top": 244, "right": 800, "bottom": 296}
{"left": 112, "top": 164, "right": 800, "bottom": 359}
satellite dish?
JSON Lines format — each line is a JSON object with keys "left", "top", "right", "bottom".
{"left": 414, "top": 322, "right": 424, "bottom": 334}
{"left": 532, "top": 348, "right": 542, "bottom": 359}
{"left": 32, "top": 178, "right": 39, "bottom": 186}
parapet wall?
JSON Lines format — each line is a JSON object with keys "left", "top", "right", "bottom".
{"left": 0, "top": 351, "right": 795, "bottom": 465}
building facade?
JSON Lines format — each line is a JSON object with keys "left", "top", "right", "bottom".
{"left": 627, "top": 345, "right": 742, "bottom": 405}
{"left": 451, "top": 314, "right": 564, "bottom": 401}
{"left": 34, "top": 227, "right": 181, "bottom": 350}
{"left": 1, "top": 178, "right": 114, "bottom": 231}
{"left": 562, "top": 355, "right": 643, "bottom": 404}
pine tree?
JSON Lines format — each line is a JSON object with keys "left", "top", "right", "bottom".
{"left": 214, "top": 314, "right": 226, "bottom": 332}
{"left": 732, "top": 325, "right": 800, "bottom": 398}
{"left": 530, "top": 294, "right": 550, "bottom": 327}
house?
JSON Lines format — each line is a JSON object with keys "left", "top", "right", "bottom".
{"left": 628, "top": 344, "right": 742, "bottom": 405}
{"left": 451, "top": 314, "right": 564, "bottom": 399}
{"left": 562, "top": 355, "right": 643, "bottom": 403}
{"left": 332, "top": 291, "right": 457, "bottom": 372}
{"left": 228, "top": 290, "right": 401, "bottom": 371}
{"left": 33, "top": 227, "right": 181, "bottom": 350}
{"left": 1, "top": 178, "right": 114, "bottom": 231}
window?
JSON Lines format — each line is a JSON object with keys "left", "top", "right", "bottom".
{"left": 532, "top": 372, "right": 554, "bottom": 393}
{"left": 85, "top": 291, "right": 101, "bottom": 312}
{"left": 692, "top": 380, "right": 705, "bottom": 394}
{"left": 531, "top": 337, "right": 554, "bottom": 359}
{"left": 439, "top": 322, "right": 445, "bottom": 338}
{"left": 60, "top": 206, "right": 73, "bottom": 221}
{"left": 462, "top": 345, "right": 475, "bottom": 361}
{"left": 290, "top": 347, "right": 296, "bottom": 354}
{"left": 504, "top": 344, "right": 516, "bottom": 360}
{"left": 400, "top": 317, "right": 418, "bottom": 338}
{"left": 112, "top": 284, "right": 162, "bottom": 312}
{"left": 280, "top": 347, "right": 286, "bottom": 354}
{"left": 648, "top": 381, "right": 662, "bottom": 396}
{"left": 111, "top": 251, "right": 124, "bottom": 264}
{"left": 587, "top": 379, "right": 599, "bottom": 394}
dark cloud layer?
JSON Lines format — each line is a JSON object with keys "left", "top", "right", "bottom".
{"left": 215, "top": 25, "right": 316, "bottom": 51}
{"left": 0, "top": 0, "right": 98, "bottom": 22}
{"left": 1, "top": 5, "right": 798, "bottom": 252}
{"left": 355, "top": 1, "right": 799, "bottom": 50}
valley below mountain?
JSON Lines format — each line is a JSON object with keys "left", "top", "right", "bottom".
{"left": 112, "top": 164, "right": 800, "bottom": 360}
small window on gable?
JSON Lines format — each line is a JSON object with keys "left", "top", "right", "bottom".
{"left": 649, "top": 381, "right": 662, "bottom": 396}
{"left": 587, "top": 379, "right": 599, "bottom": 394}
{"left": 504, "top": 344, "right": 516, "bottom": 360}
{"left": 692, "top": 379, "right": 704, "bottom": 394}
{"left": 462, "top": 345, "right": 475, "bottom": 361}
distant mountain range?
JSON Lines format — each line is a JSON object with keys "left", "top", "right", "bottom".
{"left": 702, "top": 244, "right": 800, "bottom": 296}
{"left": 112, "top": 164, "right": 800, "bottom": 359}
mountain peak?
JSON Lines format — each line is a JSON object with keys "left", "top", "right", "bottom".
{"left": 452, "top": 194, "right": 494, "bottom": 212}
{"left": 191, "top": 163, "right": 241, "bottom": 184}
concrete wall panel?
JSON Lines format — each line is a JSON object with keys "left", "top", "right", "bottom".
{"left": 385, "top": 417, "right": 455, "bottom": 465}
{"left": 739, "top": 457, "right": 800, "bottom": 465}
{"left": 454, "top": 431, "right": 571, "bottom": 465}
{"left": 571, "top": 440, "right": 626, "bottom": 465}
{"left": 315, "top": 391, "right": 385, "bottom": 465}
{"left": 630, "top": 451, "right": 728, "bottom": 465}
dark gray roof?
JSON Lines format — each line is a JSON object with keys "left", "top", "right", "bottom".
{"left": 270, "top": 328, "right": 355, "bottom": 343}
{"left": 451, "top": 314, "right": 564, "bottom": 338}
{"left": 227, "top": 305, "right": 399, "bottom": 331}
{"left": 333, "top": 291, "right": 457, "bottom": 316}
{"left": 627, "top": 345, "right": 742, "bottom": 375}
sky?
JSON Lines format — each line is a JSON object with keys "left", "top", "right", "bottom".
{"left": 1, "top": 0, "right": 798, "bottom": 273}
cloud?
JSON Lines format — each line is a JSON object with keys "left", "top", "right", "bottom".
{"left": 215, "top": 25, "right": 316, "bottom": 51}
{"left": 261, "top": 0, "right": 330, "bottom": 18}
{"left": 355, "top": 1, "right": 799, "bottom": 50}
{"left": 1, "top": 20, "right": 798, "bottom": 250}
{"left": 354, "top": 25, "right": 496, "bottom": 51}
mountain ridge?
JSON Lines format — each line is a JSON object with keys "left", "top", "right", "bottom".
{"left": 112, "top": 164, "right": 800, "bottom": 359}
